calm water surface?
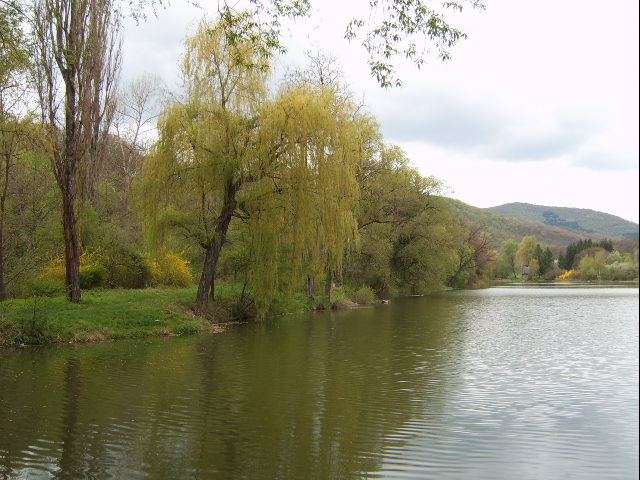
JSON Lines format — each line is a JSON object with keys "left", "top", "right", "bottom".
{"left": 0, "top": 286, "right": 638, "bottom": 479}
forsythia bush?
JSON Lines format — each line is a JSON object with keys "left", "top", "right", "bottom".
{"left": 556, "top": 269, "right": 577, "bottom": 280}
{"left": 39, "top": 249, "right": 107, "bottom": 289}
{"left": 149, "top": 250, "right": 193, "bottom": 287}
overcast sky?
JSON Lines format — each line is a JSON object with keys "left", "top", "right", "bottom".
{"left": 122, "top": 0, "right": 639, "bottom": 223}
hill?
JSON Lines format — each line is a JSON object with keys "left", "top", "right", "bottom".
{"left": 442, "top": 198, "right": 609, "bottom": 255}
{"left": 488, "top": 202, "right": 639, "bottom": 239}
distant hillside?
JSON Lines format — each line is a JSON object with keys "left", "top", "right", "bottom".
{"left": 488, "top": 202, "right": 639, "bottom": 239}
{"left": 442, "top": 198, "right": 608, "bottom": 255}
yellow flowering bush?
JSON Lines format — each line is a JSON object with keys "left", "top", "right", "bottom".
{"left": 39, "top": 248, "right": 108, "bottom": 290}
{"left": 149, "top": 250, "right": 193, "bottom": 287}
{"left": 556, "top": 269, "right": 577, "bottom": 280}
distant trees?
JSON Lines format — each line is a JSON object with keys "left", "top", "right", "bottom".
{"left": 447, "top": 224, "right": 494, "bottom": 288}
{"left": 558, "top": 238, "right": 637, "bottom": 281}
{"left": 493, "top": 234, "right": 637, "bottom": 282}
{"left": 495, "top": 239, "right": 518, "bottom": 279}
{"left": 516, "top": 236, "right": 538, "bottom": 272}
{"left": 341, "top": 143, "right": 495, "bottom": 295}
{"left": 111, "top": 74, "right": 163, "bottom": 229}
{"left": 558, "top": 238, "right": 614, "bottom": 270}
{"left": 494, "top": 235, "right": 557, "bottom": 280}
{"left": 346, "top": 145, "right": 448, "bottom": 295}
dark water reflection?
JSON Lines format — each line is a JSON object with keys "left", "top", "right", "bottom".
{"left": 0, "top": 287, "right": 638, "bottom": 479}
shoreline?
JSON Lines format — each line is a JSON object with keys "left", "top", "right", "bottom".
{"left": 2, "top": 280, "right": 636, "bottom": 348}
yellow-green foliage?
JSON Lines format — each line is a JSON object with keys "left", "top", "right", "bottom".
{"left": 245, "top": 84, "right": 373, "bottom": 315}
{"left": 143, "top": 17, "right": 374, "bottom": 316}
{"left": 577, "top": 251, "right": 608, "bottom": 280}
{"left": 351, "top": 286, "right": 376, "bottom": 304}
{"left": 39, "top": 249, "right": 107, "bottom": 290}
{"left": 516, "top": 235, "right": 539, "bottom": 266}
{"left": 141, "top": 15, "right": 270, "bottom": 252}
{"left": 556, "top": 249, "right": 638, "bottom": 281}
{"left": 149, "top": 251, "right": 193, "bottom": 287}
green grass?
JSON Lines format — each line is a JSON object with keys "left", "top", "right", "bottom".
{"left": 0, "top": 287, "right": 212, "bottom": 346}
{"left": 0, "top": 282, "right": 385, "bottom": 347}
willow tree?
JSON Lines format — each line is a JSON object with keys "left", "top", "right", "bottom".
{"left": 34, "top": 0, "right": 121, "bottom": 302}
{"left": 245, "top": 84, "right": 373, "bottom": 313}
{"left": 143, "top": 14, "right": 371, "bottom": 314}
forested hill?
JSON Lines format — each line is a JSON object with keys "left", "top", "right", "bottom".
{"left": 443, "top": 198, "right": 608, "bottom": 255}
{"left": 488, "top": 202, "right": 639, "bottom": 239}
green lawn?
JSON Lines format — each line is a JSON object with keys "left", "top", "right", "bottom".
{"left": 0, "top": 287, "right": 215, "bottom": 346}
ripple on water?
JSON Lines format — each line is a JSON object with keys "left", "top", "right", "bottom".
{"left": 0, "top": 287, "right": 637, "bottom": 480}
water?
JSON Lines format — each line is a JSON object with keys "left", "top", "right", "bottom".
{"left": 0, "top": 286, "right": 638, "bottom": 479}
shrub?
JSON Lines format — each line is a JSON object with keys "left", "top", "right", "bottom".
{"left": 330, "top": 286, "right": 353, "bottom": 309}
{"left": 556, "top": 269, "right": 577, "bottom": 280}
{"left": 18, "top": 312, "right": 54, "bottom": 345}
{"left": 39, "top": 248, "right": 107, "bottom": 290}
{"left": 16, "top": 297, "right": 55, "bottom": 345}
{"left": 351, "top": 286, "right": 376, "bottom": 304}
{"left": 26, "top": 276, "right": 65, "bottom": 297}
{"left": 542, "top": 265, "right": 563, "bottom": 281}
{"left": 106, "top": 249, "right": 152, "bottom": 289}
{"left": 607, "top": 261, "right": 638, "bottom": 281}
{"left": 80, "top": 263, "right": 107, "bottom": 289}
{"left": 150, "top": 250, "right": 193, "bottom": 287}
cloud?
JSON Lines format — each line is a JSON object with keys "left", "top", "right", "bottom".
{"left": 121, "top": 3, "right": 203, "bottom": 90}
{"left": 117, "top": 0, "right": 639, "bottom": 222}
{"left": 375, "top": 86, "right": 611, "bottom": 166}
{"left": 487, "top": 114, "right": 604, "bottom": 163}
{"left": 376, "top": 88, "right": 509, "bottom": 149}
{"left": 572, "top": 126, "right": 640, "bottom": 171}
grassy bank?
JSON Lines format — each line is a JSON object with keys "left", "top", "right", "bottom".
{"left": 0, "top": 287, "right": 216, "bottom": 347}
{"left": 0, "top": 283, "right": 383, "bottom": 347}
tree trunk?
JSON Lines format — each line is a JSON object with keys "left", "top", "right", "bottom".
{"left": 195, "top": 181, "right": 237, "bottom": 309}
{"left": 62, "top": 190, "right": 81, "bottom": 302}
{"left": 0, "top": 228, "right": 5, "bottom": 302}
{"left": 306, "top": 275, "right": 315, "bottom": 299}
{"left": 61, "top": 62, "right": 82, "bottom": 303}
{"left": 0, "top": 152, "right": 8, "bottom": 301}
{"left": 324, "top": 269, "right": 333, "bottom": 298}
{"left": 196, "top": 241, "right": 220, "bottom": 308}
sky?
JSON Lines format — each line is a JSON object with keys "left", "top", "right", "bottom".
{"left": 121, "top": 0, "right": 639, "bottom": 223}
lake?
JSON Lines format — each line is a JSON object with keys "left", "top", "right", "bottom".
{"left": 0, "top": 285, "right": 638, "bottom": 479}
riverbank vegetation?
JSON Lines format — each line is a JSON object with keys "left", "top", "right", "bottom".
{"left": 1, "top": 6, "right": 499, "bottom": 344}
{"left": 0, "top": 288, "right": 208, "bottom": 346}
{"left": 1, "top": 3, "right": 637, "bottom": 346}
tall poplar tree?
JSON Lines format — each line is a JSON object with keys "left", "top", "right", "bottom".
{"left": 33, "top": 0, "right": 121, "bottom": 302}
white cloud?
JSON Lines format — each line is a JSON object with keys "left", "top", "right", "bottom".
{"left": 119, "top": 0, "right": 639, "bottom": 223}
